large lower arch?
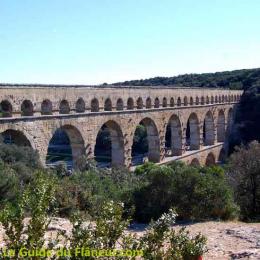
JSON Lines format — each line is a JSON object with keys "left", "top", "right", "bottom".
{"left": 186, "top": 113, "right": 200, "bottom": 150}
{"left": 1, "top": 129, "right": 32, "bottom": 147}
{"left": 131, "top": 117, "right": 160, "bottom": 165}
{"left": 94, "top": 120, "right": 124, "bottom": 167}
{"left": 217, "top": 110, "right": 225, "bottom": 142}
{"left": 46, "top": 125, "right": 85, "bottom": 169}
{"left": 203, "top": 111, "right": 215, "bottom": 145}
{"left": 165, "top": 114, "right": 182, "bottom": 156}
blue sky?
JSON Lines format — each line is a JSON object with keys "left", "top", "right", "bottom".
{"left": 0, "top": 0, "right": 260, "bottom": 84}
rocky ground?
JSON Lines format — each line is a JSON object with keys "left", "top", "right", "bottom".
{"left": 172, "top": 221, "right": 260, "bottom": 259}
{"left": 1, "top": 219, "right": 259, "bottom": 259}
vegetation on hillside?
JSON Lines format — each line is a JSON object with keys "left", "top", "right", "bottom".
{"left": 114, "top": 68, "right": 260, "bottom": 89}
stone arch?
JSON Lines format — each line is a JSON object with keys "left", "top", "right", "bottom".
{"left": 116, "top": 98, "right": 124, "bottom": 111}
{"left": 154, "top": 97, "right": 160, "bottom": 108}
{"left": 165, "top": 114, "right": 183, "bottom": 156}
{"left": 222, "top": 95, "right": 225, "bottom": 102}
{"left": 41, "top": 99, "right": 52, "bottom": 115}
{"left": 1, "top": 129, "right": 32, "bottom": 147}
{"left": 46, "top": 125, "right": 85, "bottom": 169}
{"left": 170, "top": 97, "right": 175, "bottom": 107}
{"left": 218, "top": 148, "right": 226, "bottom": 163}
{"left": 59, "top": 100, "right": 70, "bottom": 114}
{"left": 184, "top": 96, "right": 188, "bottom": 106}
{"left": 177, "top": 97, "right": 182, "bottom": 106}
{"left": 226, "top": 108, "right": 233, "bottom": 136}
{"left": 234, "top": 95, "right": 237, "bottom": 102}
{"left": 91, "top": 98, "right": 99, "bottom": 112}
{"left": 190, "top": 158, "right": 200, "bottom": 167}
{"left": 206, "top": 96, "right": 210, "bottom": 104}
{"left": 104, "top": 98, "right": 112, "bottom": 111}
{"left": 146, "top": 97, "right": 152, "bottom": 108}
{"left": 132, "top": 117, "right": 160, "bottom": 164}
{"left": 21, "top": 99, "right": 34, "bottom": 116}
{"left": 224, "top": 95, "right": 228, "bottom": 102}
{"left": 217, "top": 110, "right": 225, "bottom": 142}
{"left": 137, "top": 97, "right": 143, "bottom": 109}
{"left": 127, "top": 97, "right": 134, "bottom": 110}
{"left": 203, "top": 111, "right": 215, "bottom": 145}
{"left": 75, "top": 98, "right": 85, "bottom": 113}
{"left": 201, "top": 96, "right": 205, "bottom": 105}
{"left": 230, "top": 95, "right": 234, "bottom": 102}
{"left": 195, "top": 96, "right": 200, "bottom": 105}
{"left": 211, "top": 96, "right": 214, "bottom": 104}
{"left": 94, "top": 120, "right": 124, "bottom": 167}
{"left": 215, "top": 95, "right": 218, "bottom": 103}
{"left": 0, "top": 100, "right": 13, "bottom": 117}
{"left": 190, "top": 97, "right": 194, "bottom": 105}
{"left": 186, "top": 113, "right": 200, "bottom": 150}
{"left": 162, "top": 97, "right": 167, "bottom": 107}
{"left": 205, "top": 152, "right": 216, "bottom": 166}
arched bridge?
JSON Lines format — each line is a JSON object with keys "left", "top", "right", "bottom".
{"left": 0, "top": 85, "right": 243, "bottom": 168}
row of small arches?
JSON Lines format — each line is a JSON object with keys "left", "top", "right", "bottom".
{"left": 0, "top": 94, "right": 241, "bottom": 117}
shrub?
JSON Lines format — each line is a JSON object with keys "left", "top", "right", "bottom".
{"left": 134, "top": 162, "right": 238, "bottom": 222}
{"left": 228, "top": 141, "right": 260, "bottom": 220}
{"left": 0, "top": 171, "right": 56, "bottom": 257}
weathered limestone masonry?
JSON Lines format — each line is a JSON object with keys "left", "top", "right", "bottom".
{"left": 0, "top": 84, "right": 243, "bottom": 168}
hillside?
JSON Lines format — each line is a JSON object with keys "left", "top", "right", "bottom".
{"left": 114, "top": 68, "right": 260, "bottom": 89}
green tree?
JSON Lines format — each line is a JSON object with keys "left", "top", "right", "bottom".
{"left": 228, "top": 141, "right": 260, "bottom": 220}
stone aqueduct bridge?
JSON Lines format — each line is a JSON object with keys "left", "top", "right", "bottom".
{"left": 0, "top": 85, "right": 243, "bottom": 168}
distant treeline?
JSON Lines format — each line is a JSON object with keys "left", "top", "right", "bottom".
{"left": 114, "top": 68, "right": 260, "bottom": 89}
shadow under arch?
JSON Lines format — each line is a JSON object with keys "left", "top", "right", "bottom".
{"left": 203, "top": 111, "right": 215, "bottom": 146}
{"left": 217, "top": 109, "right": 225, "bottom": 142}
{"left": 94, "top": 120, "right": 124, "bottom": 168}
{"left": 0, "top": 100, "right": 13, "bottom": 117}
{"left": 131, "top": 117, "right": 160, "bottom": 165}
{"left": 218, "top": 148, "right": 226, "bottom": 164}
{"left": 21, "top": 99, "right": 34, "bottom": 116}
{"left": 226, "top": 108, "right": 234, "bottom": 137}
{"left": 205, "top": 152, "right": 216, "bottom": 166}
{"left": 46, "top": 125, "right": 85, "bottom": 169}
{"left": 190, "top": 158, "right": 200, "bottom": 167}
{"left": 1, "top": 129, "right": 32, "bottom": 147}
{"left": 165, "top": 114, "right": 183, "bottom": 156}
{"left": 186, "top": 113, "right": 200, "bottom": 150}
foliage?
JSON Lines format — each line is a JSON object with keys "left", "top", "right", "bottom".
{"left": 55, "top": 167, "right": 139, "bottom": 219}
{"left": 134, "top": 162, "right": 239, "bottom": 222}
{"left": 0, "top": 171, "right": 56, "bottom": 258}
{"left": 233, "top": 84, "right": 260, "bottom": 145}
{"left": 61, "top": 204, "right": 207, "bottom": 260}
{"left": 228, "top": 141, "right": 260, "bottom": 220}
{"left": 114, "top": 68, "right": 260, "bottom": 89}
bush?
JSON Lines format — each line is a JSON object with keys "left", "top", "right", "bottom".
{"left": 0, "top": 171, "right": 56, "bottom": 257}
{"left": 55, "top": 167, "right": 139, "bottom": 218}
{"left": 0, "top": 180, "right": 207, "bottom": 260}
{"left": 134, "top": 162, "right": 238, "bottom": 222}
{"left": 228, "top": 141, "right": 260, "bottom": 220}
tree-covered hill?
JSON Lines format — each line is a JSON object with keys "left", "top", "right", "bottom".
{"left": 114, "top": 68, "right": 260, "bottom": 90}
